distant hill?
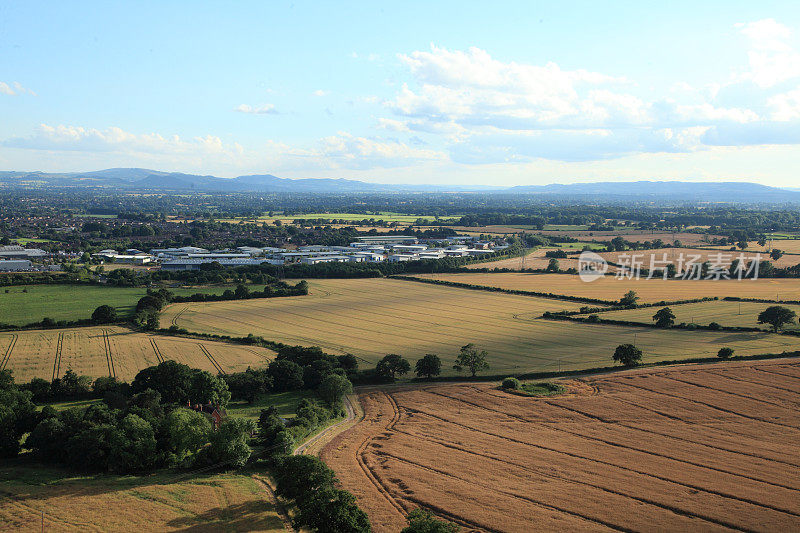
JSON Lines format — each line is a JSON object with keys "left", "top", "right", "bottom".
{"left": 507, "top": 181, "right": 800, "bottom": 203}
{"left": 1, "top": 168, "right": 799, "bottom": 203}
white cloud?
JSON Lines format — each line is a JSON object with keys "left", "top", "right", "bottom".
{"left": 317, "top": 132, "right": 445, "bottom": 169}
{"left": 382, "top": 44, "right": 769, "bottom": 163}
{"left": 735, "top": 19, "right": 800, "bottom": 88}
{"left": 234, "top": 103, "right": 278, "bottom": 114}
{"left": 313, "top": 90, "right": 329, "bottom": 97}
{"left": 1, "top": 81, "right": 35, "bottom": 96}
{"left": 768, "top": 87, "right": 800, "bottom": 120}
{"left": 2, "top": 124, "right": 245, "bottom": 159}
{"left": 377, "top": 118, "right": 410, "bottom": 131}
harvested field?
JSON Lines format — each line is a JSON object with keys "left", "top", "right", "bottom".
{"left": 582, "top": 300, "right": 800, "bottom": 331}
{"left": 594, "top": 247, "right": 800, "bottom": 270}
{"left": 412, "top": 272, "right": 800, "bottom": 303}
{"left": 322, "top": 358, "right": 800, "bottom": 532}
{"left": 0, "top": 463, "right": 285, "bottom": 532}
{"left": 0, "top": 326, "right": 275, "bottom": 382}
{"left": 470, "top": 247, "right": 800, "bottom": 273}
{"left": 161, "top": 278, "right": 800, "bottom": 374}
{"left": 538, "top": 230, "right": 722, "bottom": 245}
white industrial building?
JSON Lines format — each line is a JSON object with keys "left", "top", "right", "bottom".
{"left": 0, "top": 259, "right": 32, "bottom": 271}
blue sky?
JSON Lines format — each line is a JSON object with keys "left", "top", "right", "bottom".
{"left": 2, "top": 1, "right": 800, "bottom": 185}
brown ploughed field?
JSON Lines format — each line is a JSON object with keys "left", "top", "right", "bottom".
{"left": 321, "top": 359, "right": 800, "bottom": 532}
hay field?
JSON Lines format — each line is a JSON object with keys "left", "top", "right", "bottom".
{"left": 161, "top": 278, "right": 800, "bottom": 375}
{"left": 583, "top": 300, "right": 800, "bottom": 331}
{"left": 412, "top": 272, "right": 800, "bottom": 303}
{"left": 595, "top": 247, "right": 800, "bottom": 269}
{"left": 465, "top": 245, "right": 800, "bottom": 273}
{"left": 0, "top": 326, "right": 274, "bottom": 382}
{"left": 0, "top": 464, "right": 286, "bottom": 532}
{"left": 322, "top": 359, "right": 800, "bottom": 532}
{"left": 538, "top": 230, "right": 722, "bottom": 245}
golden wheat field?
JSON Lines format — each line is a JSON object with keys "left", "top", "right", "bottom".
{"left": 412, "top": 272, "right": 800, "bottom": 303}
{"left": 161, "top": 278, "right": 800, "bottom": 375}
{"left": 0, "top": 464, "right": 286, "bottom": 532}
{"left": 323, "top": 358, "right": 800, "bottom": 532}
{"left": 582, "top": 300, "right": 800, "bottom": 331}
{"left": 0, "top": 326, "right": 275, "bottom": 382}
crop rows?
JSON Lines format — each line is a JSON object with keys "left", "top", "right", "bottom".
{"left": 323, "top": 359, "right": 800, "bottom": 532}
{"left": 2, "top": 326, "right": 274, "bottom": 382}
{"left": 163, "top": 278, "right": 800, "bottom": 374}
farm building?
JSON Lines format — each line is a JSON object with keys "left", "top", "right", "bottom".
{"left": 354, "top": 235, "right": 418, "bottom": 245}
{"left": 160, "top": 258, "right": 267, "bottom": 270}
{"left": 0, "top": 245, "right": 47, "bottom": 260}
{"left": 189, "top": 402, "right": 228, "bottom": 429}
{"left": 0, "top": 259, "right": 32, "bottom": 271}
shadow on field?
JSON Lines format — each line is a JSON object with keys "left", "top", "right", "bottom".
{"left": 166, "top": 500, "right": 284, "bottom": 532}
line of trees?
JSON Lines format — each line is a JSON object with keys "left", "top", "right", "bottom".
{"left": 4, "top": 361, "right": 254, "bottom": 472}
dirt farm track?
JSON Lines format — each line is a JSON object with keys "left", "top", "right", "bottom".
{"left": 322, "top": 359, "right": 800, "bottom": 532}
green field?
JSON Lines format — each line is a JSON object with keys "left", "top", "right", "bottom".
{"left": 542, "top": 224, "right": 590, "bottom": 230}
{"left": 582, "top": 300, "right": 800, "bottom": 331}
{"left": 280, "top": 211, "right": 459, "bottom": 223}
{"left": 0, "top": 284, "right": 270, "bottom": 326}
{"left": 161, "top": 278, "right": 800, "bottom": 375}
{"left": 226, "top": 390, "right": 316, "bottom": 421}
{"left": 10, "top": 238, "right": 53, "bottom": 244}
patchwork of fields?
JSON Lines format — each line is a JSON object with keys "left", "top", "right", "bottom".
{"left": 0, "top": 326, "right": 274, "bottom": 382}
{"left": 0, "top": 465, "right": 285, "bottom": 532}
{"left": 161, "top": 278, "right": 800, "bottom": 375}
{"left": 412, "top": 272, "right": 800, "bottom": 303}
{"left": 322, "top": 359, "right": 800, "bottom": 532}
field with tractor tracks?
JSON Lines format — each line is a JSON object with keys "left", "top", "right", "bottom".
{"left": 322, "top": 358, "right": 800, "bottom": 532}
{"left": 0, "top": 326, "right": 274, "bottom": 382}
{"left": 160, "top": 278, "right": 800, "bottom": 375}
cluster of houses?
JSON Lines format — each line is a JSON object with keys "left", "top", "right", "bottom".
{"left": 93, "top": 236, "right": 506, "bottom": 271}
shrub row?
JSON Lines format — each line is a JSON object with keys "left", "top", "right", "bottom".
{"left": 390, "top": 275, "right": 617, "bottom": 305}
{"left": 542, "top": 312, "right": 767, "bottom": 333}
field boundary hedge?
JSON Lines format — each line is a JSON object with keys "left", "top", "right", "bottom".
{"left": 409, "top": 351, "right": 800, "bottom": 384}
{"left": 390, "top": 274, "right": 618, "bottom": 305}
{"left": 541, "top": 312, "right": 769, "bottom": 333}
{"left": 723, "top": 296, "right": 800, "bottom": 305}
{"left": 548, "top": 296, "right": 720, "bottom": 317}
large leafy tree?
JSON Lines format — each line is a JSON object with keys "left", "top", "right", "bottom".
{"left": 402, "top": 509, "right": 458, "bottom": 533}
{"left": 268, "top": 359, "right": 305, "bottom": 391}
{"left": 619, "top": 290, "right": 639, "bottom": 307}
{"left": 109, "top": 414, "right": 157, "bottom": 473}
{"left": 613, "top": 344, "right": 643, "bottom": 367}
{"left": 758, "top": 306, "right": 797, "bottom": 332}
{"left": 652, "top": 307, "right": 676, "bottom": 328}
{"left": 376, "top": 354, "right": 411, "bottom": 382}
{"left": 453, "top": 344, "right": 489, "bottom": 377}
{"left": 132, "top": 360, "right": 229, "bottom": 406}
{"left": 415, "top": 354, "right": 442, "bottom": 380}
{"left": 318, "top": 374, "right": 353, "bottom": 407}
{"left": 0, "top": 370, "right": 38, "bottom": 458}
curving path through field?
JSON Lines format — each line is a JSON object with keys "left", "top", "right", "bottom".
{"left": 321, "top": 358, "right": 800, "bottom": 532}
